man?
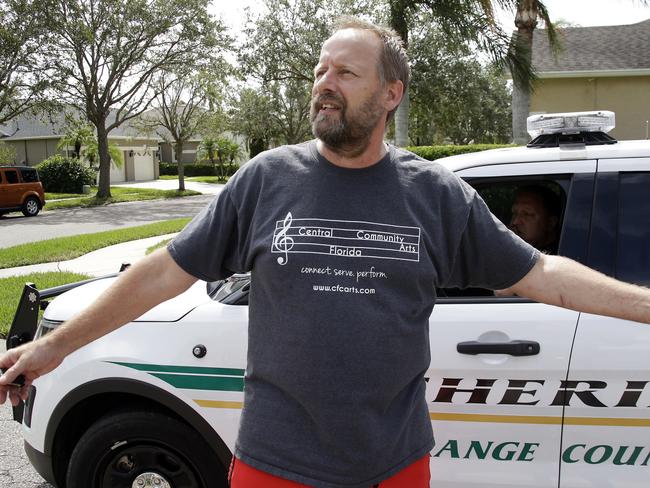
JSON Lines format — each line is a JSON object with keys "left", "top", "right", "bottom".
{"left": 509, "top": 185, "right": 561, "bottom": 254}
{"left": 1, "top": 18, "right": 650, "bottom": 488}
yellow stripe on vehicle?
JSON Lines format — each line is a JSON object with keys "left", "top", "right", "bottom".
{"left": 194, "top": 399, "right": 244, "bottom": 409}
{"left": 430, "top": 412, "right": 650, "bottom": 427}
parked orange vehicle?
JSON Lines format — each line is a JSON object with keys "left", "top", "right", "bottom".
{"left": 0, "top": 166, "right": 46, "bottom": 217}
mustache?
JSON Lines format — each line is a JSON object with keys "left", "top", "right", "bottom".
{"left": 311, "top": 94, "right": 345, "bottom": 110}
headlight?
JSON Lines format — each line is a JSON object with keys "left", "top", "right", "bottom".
{"left": 34, "top": 318, "right": 63, "bottom": 340}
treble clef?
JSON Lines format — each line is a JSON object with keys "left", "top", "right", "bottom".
{"left": 273, "top": 212, "right": 294, "bottom": 265}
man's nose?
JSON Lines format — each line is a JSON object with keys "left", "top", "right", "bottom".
{"left": 313, "top": 70, "right": 335, "bottom": 95}
{"left": 510, "top": 214, "right": 521, "bottom": 227}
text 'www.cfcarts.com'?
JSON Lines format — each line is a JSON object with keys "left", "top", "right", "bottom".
{"left": 312, "top": 284, "right": 376, "bottom": 295}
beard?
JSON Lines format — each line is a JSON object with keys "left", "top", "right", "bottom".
{"left": 310, "top": 91, "right": 385, "bottom": 157}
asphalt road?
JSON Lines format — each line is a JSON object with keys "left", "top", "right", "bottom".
{"left": 0, "top": 403, "right": 51, "bottom": 488}
{"left": 0, "top": 341, "right": 52, "bottom": 488}
{"left": 0, "top": 194, "right": 216, "bottom": 248}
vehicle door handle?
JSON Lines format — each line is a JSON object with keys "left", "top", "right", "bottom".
{"left": 457, "top": 340, "right": 540, "bottom": 356}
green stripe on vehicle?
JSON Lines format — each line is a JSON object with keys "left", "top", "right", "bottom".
{"left": 151, "top": 373, "right": 245, "bottom": 391}
{"left": 109, "top": 361, "right": 245, "bottom": 377}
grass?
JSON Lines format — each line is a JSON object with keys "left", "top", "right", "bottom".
{"left": 0, "top": 272, "right": 91, "bottom": 338}
{"left": 45, "top": 191, "right": 87, "bottom": 200}
{"left": 45, "top": 187, "right": 201, "bottom": 210}
{"left": 146, "top": 238, "right": 172, "bottom": 255}
{"left": 159, "top": 175, "right": 228, "bottom": 184}
{"left": 0, "top": 218, "right": 190, "bottom": 269}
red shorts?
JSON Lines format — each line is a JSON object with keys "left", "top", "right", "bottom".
{"left": 229, "top": 454, "right": 430, "bottom": 487}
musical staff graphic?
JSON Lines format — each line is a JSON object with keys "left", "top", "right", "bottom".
{"left": 271, "top": 215, "right": 420, "bottom": 264}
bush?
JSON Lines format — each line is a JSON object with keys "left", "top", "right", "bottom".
{"left": 160, "top": 162, "right": 240, "bottom": 178}
{"left": 406, "top": 144, "right": 517, "bottom": 161}
{"left": 37, "top": 155, "right": 96, "bottom": 193}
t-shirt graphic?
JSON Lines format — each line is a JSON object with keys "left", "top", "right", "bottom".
{"left": 271, "top": 211, "right": 421, "bottom": 266}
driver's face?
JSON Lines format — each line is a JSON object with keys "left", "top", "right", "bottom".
{"left": 509, "top": 193, "right": 555, "bottom": 248}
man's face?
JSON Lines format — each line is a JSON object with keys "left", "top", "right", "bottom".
{"left": 509, "top": 193, "right": 556, "bottom": 248}
{"left": 310, "top": 29, "right": 386, "bottom": 155}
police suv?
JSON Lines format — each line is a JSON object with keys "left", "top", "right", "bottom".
{"left": 7, "top": 111, "right": 650, "bottom": 488}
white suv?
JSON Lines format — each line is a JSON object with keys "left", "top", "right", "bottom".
{"left": 7, "top": 112, "right": 650, "bottom": 488}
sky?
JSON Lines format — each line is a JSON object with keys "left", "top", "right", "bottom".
{"left": 209, "top": 0, "right": 650, "bottom": 33}
{"left": 497, "top": 0, "right": 650, "bottom": 29}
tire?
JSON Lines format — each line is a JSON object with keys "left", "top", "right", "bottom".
{"left": 21, "top": 196, "right": 40, "bottom": 217}
{"left": 65, "top": 410, "right": 227, "bottom": 488}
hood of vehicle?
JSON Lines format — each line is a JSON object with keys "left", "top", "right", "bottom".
{"left": 43, "top": 277, "right": 211, "bottom": 322}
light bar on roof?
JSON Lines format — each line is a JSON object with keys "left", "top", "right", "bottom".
{"left": 527, "top": 111, "right": 615, "bottom": 138}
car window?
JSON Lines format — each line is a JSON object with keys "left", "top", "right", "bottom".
{"left": 438, "top": 175, "right": 570, "bottom": 298}
{"left": 20, "top": 168, "right": 39, "bottom": 183}
{"left": 616, "top": 172, "right": 650, "bottom": 287}
{"left": 4, "top": 170, "right": 18, "bottom": 184}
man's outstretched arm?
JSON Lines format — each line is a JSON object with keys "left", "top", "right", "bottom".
{"left": 0, "top": 247, "right": 197, "bottom": 405}
{"left": 504, "top": 254, "right": 650, "bottom": 324}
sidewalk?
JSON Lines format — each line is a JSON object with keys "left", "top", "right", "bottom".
{"left": 0, "top": 234, "right": 177, "bottom": 279}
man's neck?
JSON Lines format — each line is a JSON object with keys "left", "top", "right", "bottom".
{"left": 316, "top": 135, "right": 388, "bottom": 169}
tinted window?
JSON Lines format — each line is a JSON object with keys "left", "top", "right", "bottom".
{"left": 20, "top": 168, "right": 39, "bottom": 183}
{"left": 4, "top": 170, "right": 18, "bottom": 184}
{"left": 439, "top": 175, "right": 569, "bottom": 298}
{"left": 616, "top": 172, "right": 650, "bottom": 286}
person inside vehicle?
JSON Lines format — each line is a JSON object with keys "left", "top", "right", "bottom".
{"left": 2, "top": 16, "right": 650, "bottom": 488}
{"left": 509, "top": 185, "right": 561, "bottom": 255}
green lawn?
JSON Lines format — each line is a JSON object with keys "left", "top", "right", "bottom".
{"left": 0, "top": 218, "right": 190, "bottom": 269}
{"left": 0, "top": 272, "right": 92, "bottom": 338}
{"left": 45, "top": 186, "right": 201, "bottom": 210}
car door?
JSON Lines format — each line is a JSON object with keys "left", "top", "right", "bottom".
{"left": 427, "top": 160, "right": 596, "bottom": 488}
{"left": 560, "top": 158, "right": 650, "bottom": 488}
{"left": 2, "top": 168, "right": 23, "bottom": 207}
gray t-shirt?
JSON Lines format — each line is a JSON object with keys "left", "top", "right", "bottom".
{"left": 168, "top": 141, "right": 539, "bottom": 487}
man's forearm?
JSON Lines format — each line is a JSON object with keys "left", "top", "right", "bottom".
{"left": 49, "top": 247, "right": 197, "bottom": 356}
{"left": 509, "top": 254, "right": 650, "bottom": 324}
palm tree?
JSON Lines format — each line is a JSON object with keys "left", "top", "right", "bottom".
{"left": 57, "top": 121, "right": 95, "bottom": 159}
{"left": 510, "top": 0, "right": 559, "bottom": 145}
{"left": 388, "top": 0, "right": 533, "bottom": 147}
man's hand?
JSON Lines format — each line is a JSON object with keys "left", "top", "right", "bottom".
{"left": 0, "top": 337, "right": 65, "bottom": 406}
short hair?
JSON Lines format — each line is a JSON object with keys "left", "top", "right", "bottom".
{"left": 331, "top": 16, "right": 411, "bottom": 123}
{"left": 516, "top": 185, "right": 562, "bottom": 218}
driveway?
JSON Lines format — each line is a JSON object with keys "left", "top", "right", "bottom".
{"left": 0, "top": 180, "right": 223, "bottom": 248}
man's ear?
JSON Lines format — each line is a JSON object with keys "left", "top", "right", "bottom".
{"left": 383, "top": 80, "right": 404, "bottom": 113}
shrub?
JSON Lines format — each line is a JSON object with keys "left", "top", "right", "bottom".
{"left": 37, "top": 155, "right": 96, "bottom": 193}
{"left": 160, "top": 162, "right": 240, "bottom": 178}
{"left": 406, "top": 144, "right": 517, "bottom": 161}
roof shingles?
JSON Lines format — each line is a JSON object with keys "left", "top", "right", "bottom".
{"left": 532, "top": 18, "right": 650, "bottom": 73}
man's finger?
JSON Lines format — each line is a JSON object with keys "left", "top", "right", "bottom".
{"left": 0, "top": 367, "right": 25, "bottom": 387}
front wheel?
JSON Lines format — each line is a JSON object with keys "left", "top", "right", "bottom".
{"left": 21, "top": 196, "right": 40, "bottom": 216}
{"left": 66, "top": 410, "right": 227, "bottom": 488}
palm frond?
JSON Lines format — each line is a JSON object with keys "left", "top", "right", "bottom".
{"left": 536, "top": 1, "right": 562, "bottom": 58}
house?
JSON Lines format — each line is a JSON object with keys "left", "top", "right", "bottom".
{"left": 530, "top": 19, "right": 650, "bottom": 140}
{"left": 0, "top": 110, "right": 160, "bottom": 183}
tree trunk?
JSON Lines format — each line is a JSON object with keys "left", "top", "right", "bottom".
{"left": 96, "top": 122, "right": 112, "bottom": 198}
{"left": 511, "top": 26, "right": 535, "bottom": 145}
{"left": 512, "top": 3, "right": 537, "bottom": 145}
{"left": 512, "top": 77, "right": 531, "bottom": 145}
{"left": 175, "top": 142, "right": 185, "bottom": 191}
{"left": 394, "top": 91, "right": 409, "bottom": 147}
{"left": 389, "top": 0, "right": 409, "bottom": 147}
